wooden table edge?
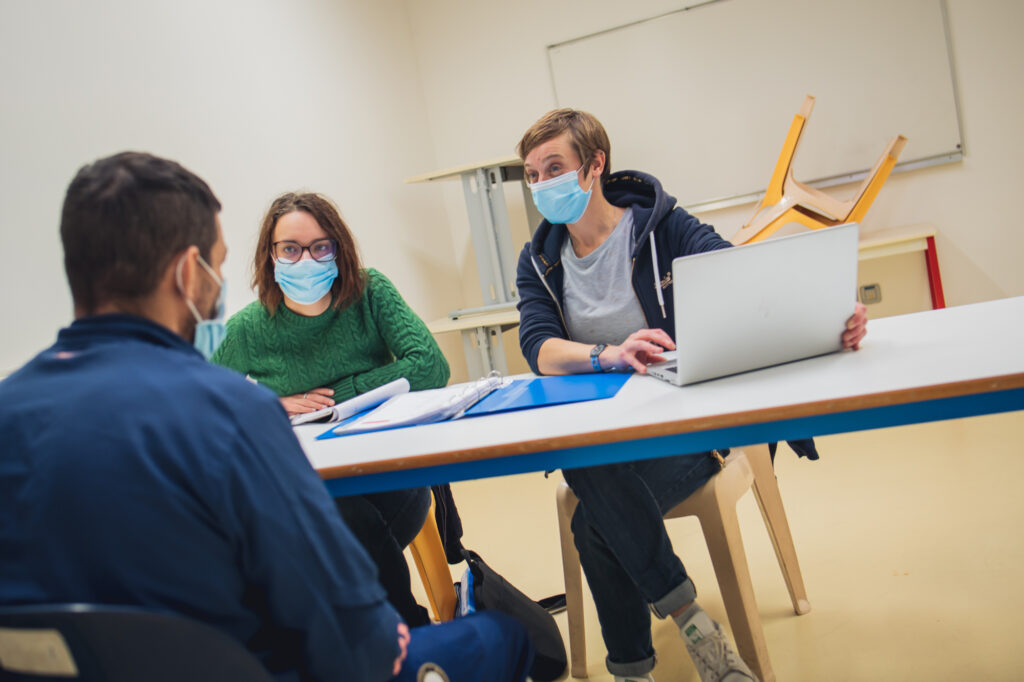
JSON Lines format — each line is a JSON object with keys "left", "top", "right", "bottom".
{"left": 316, "top": 372, "right": 1024, "bottom": 481}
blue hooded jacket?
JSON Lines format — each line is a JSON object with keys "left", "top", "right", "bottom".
{"left": 0, "top": 315, "right": 404, "bottom": 680}
{"left": 516, "top": 169, "right": 730, "bottom": 369}
{"left": 515, "top": 169, "right": 819, "bottom": 460}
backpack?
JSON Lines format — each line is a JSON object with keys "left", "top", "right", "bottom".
{"left": 460, "top": 550, "right": 567, "bottom": 682}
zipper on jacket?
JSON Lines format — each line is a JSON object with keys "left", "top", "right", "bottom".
{"left": 531, "top": 254, "right": 573, "bottom": 341}
{"left": 628, "top": 210, "right": 662, "bottom": 324}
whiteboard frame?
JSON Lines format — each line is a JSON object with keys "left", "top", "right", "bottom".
{"left": 546, "top": 0, "right": 965, "bottom": 213}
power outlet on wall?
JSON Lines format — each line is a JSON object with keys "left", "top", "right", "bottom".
{"left": 859, "top": 283, "right": 882, "bottom": 305}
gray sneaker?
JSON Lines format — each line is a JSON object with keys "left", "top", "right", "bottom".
{"left": 679, "top": 607, "right": 757, "bottom": 682}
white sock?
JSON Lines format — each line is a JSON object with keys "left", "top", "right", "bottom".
{"left": 674, "top": 602, "right": 715, "bottom": 645}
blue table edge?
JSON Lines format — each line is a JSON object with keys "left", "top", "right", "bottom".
{"left": 321, "top": 386, "right": 1024, "bottom": 496}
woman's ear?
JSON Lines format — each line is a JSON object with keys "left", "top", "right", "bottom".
{"left": 590, "top": 149, "right": 606, "bottom": 179}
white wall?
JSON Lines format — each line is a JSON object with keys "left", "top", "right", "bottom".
{"left": 404, "top": 0, "right": 1024, "bottom": 317}
{"left": 403, "top": 0, "right": 692, "bottom": 311}
{"left": 0, "top": 0, "right": 461, "bottom": 374}
{"left": 3, "top": 0, "right": 1020, "bottom": 377}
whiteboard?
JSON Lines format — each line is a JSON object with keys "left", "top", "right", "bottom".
{"left": 548, "top": 0, "right": 962, "bottom": 210}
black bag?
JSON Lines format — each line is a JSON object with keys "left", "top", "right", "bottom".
{"left": 462, "top": 549, "right": 567, "bottom": 682}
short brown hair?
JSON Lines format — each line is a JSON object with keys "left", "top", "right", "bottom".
{"left": 61, "top": 151, "right": 221, "bottom": 314}
{"left": 516, "top": 108, "right": 612, "bottom": 185}
{"left": 253, "top": 192, "right": 365, "bottom": 314}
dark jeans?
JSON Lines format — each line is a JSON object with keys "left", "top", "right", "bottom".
{"left": 334, "top": 487, "right": 432, "bottom": 627}
{"left": 563, "top": 452, "right": 721, "bottom": 677}
{"left": 395, "top": 611, "right": 534, "bottom": 682}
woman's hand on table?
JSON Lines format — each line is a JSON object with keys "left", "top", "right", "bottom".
{"left": 280, "top": 387, "right": 335, "bottom": 416}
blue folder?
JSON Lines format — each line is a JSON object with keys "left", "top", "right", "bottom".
{"left": 461, "top": 373, "right": 630, "bottom": 418}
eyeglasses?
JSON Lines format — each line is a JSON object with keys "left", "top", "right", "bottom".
{"left": 272, "top": 238, "right": 338, "bottom": 264}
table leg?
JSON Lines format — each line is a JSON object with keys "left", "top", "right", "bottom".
{"left": 459, "top": 326, "right": 510, "bottom": 378}
{"left": 925, "top": 236, "right": 946, "bottom": 309}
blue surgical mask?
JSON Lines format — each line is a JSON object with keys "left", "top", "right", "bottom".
{"left": 274, "top": 258, "right": 338, "bottom": 305}
{"left": 529, "top": 166, "right": 595, "bottom": 225}
{"left": 176, "top": 254, "right": 227, "bottom": 360}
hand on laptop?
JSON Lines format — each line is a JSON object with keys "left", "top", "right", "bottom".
{"left": 842, "top": 302, "right": 868, "bottom": 350}
{"left": 605, "top": 329, "right": 676, "bottom": 373}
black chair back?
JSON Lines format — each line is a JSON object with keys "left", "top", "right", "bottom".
{"left": 0, "top": 604, "right": 275, "bottom": 682}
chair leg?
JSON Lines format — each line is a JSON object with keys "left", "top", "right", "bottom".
{"left": 408, "top": 497, "right": 458, "bottom": 622}
{"left": 745, "top": 445, "right": 811, "bottom": 615}
{"left": 556, "top": 483, "right": 589, "bottom": 678}
{"left": 699, "top": 501, "right": 775, "bottom": 682}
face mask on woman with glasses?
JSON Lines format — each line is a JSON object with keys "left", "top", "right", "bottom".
{"left": 272, "top": 238, "right": 339, "bottom": 305}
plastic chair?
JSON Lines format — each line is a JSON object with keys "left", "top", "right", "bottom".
{"left": 0, "top": 603, "right": 275, "bottom": 681}
{"left": 408, "top": 494, "right": 458, "bottom": 622}
{"left": 730, "top": 94, "right": 907, "bottom": 246}
{"left": 556, "top": 445, "right": 809, "bottom": 682}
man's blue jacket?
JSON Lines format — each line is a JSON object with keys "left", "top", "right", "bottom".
{"left": 0, "top": 315, "right": 403, "bottom": 680}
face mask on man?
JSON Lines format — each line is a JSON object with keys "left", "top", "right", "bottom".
{"left": 176, "top": 254, "right": 226, "bottom": 360}
{"left": 529, "top": 166, "right": 595, "bottom": 225}
{"left": 274, "top": 258, "right": 338, "bottom": 305}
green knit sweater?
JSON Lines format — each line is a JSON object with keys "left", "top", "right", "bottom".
{"left": 212, "top": 268, "right": 450, "bottom": 402}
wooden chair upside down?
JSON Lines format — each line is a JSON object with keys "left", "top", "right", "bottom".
{"left": 730, "top": 94, "right": 907, "bottom": 246}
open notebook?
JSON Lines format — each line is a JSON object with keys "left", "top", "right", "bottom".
{"left": 315, "top": 372, "right": 630, "bottom": 440}
{"left": 317, "top": 374, "right": 508, "bottom": 438}
{"left": 289, "top": 377, "right": 411, "bottom": 426}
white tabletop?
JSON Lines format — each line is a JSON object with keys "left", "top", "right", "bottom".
{"left": 297, "top": 297, "right": 1024, "bottom": 493}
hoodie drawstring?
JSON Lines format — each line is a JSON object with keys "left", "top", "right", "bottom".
{"left": 649, "top": 233, "right": 666, "bottom": 318}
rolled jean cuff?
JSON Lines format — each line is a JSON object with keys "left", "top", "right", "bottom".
{"left": 606, "top": 653, "right": 656, "bottom": 677}
{"left": 650, "top": 577, "right": 697, "bottom": 619}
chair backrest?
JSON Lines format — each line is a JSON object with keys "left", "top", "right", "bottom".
{"left": 0, "top": 604, "right": 275, "bottom": 682}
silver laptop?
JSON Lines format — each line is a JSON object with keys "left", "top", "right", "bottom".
{"left": 646, "top": 222, "right": 859, "bottom": 386}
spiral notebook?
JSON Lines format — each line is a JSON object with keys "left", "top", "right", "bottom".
{"left": 316, "top": 374, "right": 509, "bottom": 439}
{"left": 290, "top": 377, "right": 410, "bottom": 426}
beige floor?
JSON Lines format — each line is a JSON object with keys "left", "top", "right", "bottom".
{"left": 408, "top": 409, "right": 1024, "bottom": 681}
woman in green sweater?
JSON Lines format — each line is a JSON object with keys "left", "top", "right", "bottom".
{"left": 213, "top": 191, "right": 449, "bottom": 626}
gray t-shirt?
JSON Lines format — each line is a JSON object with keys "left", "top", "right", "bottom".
{"left": 562, "top": 207, "right": 647, "bottom": 346}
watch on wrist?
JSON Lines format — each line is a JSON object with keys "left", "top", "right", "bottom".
{"left": 590, "top": 344, "right": 607, "bottom": 372}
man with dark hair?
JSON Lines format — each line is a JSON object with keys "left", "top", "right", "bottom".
{"left": 60, "top": 151, "right": 223, "bottom": 316}
{"left": 0, "top": 152, "right": 533, "bottom": 681}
